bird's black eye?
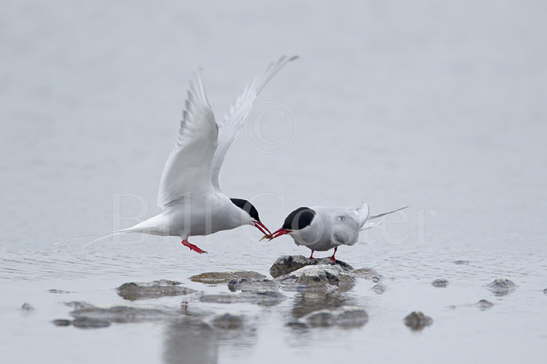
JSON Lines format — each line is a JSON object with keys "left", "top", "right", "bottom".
{"left": 282, "top": 207, "right": 315, "bottom": 230}
{"left": 230, "top": 198, "right": 260, "bottom": 221}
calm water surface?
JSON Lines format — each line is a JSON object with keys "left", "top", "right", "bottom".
{"left": 1, "top": 1, "right": 547, "bottom": 363}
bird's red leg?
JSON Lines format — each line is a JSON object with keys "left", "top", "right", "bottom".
{"left": 180, "top": 240, "right": 207, "bottom": 254}
{"left": 309, "top": 250, "right": 315, "bottom": 259}
{"left": 329, "top": 247, "right": 337, "bottom": 262}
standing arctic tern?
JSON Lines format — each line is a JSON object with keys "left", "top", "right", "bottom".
{"left": 265, "top": 203, "right": 407, "bottom": 261}
{"left": 122, "top": 56, "right": 297, "bottom": 253}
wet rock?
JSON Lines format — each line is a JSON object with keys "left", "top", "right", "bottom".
{"left": 190, "top": 271, "right": 266, "bottom": 284}
{"left": 20, "top": 303, "right": 34, "bottom": 311}
{"left": 117, "top": 279, "right": 196, "bottom": 301}
{"left": 487, "top": 278, "right": 516, "bottom": 296}
{"left": 227, "top": 278, "right": 277, "bottom": 293}
{"left": 52, "top": 319, "right": 72, "bottom": 327}
{"left": 476, "top": 299, "right": 494, "bottom": 311}
{"left": 270, "top": 255, "right": 353, "bottom": 278}
{"left": 211, "top": 314, "right": 244, "bottom": 330}
{"left": 432, "top": 279, "right": 449, "bottom": 288}
{"left": 276, "top": 264, "right": 355, "bottom": 292}
{"left": 449, "top": 299, "right": 495, "bottom": 311}
{"left": 48, "top": 289, "right": 72, "bottom": 294}
{"left": 371, "top": 283, "right": 386, "bottom": 294}
{"left": 404, "top": 311, "right": 433, "bottom": 331}
{"left": 353, "top": 268, "right": 382, "bottom": 282}
{"left": 71, "top": 304, "right": 179, "bottom": 324}
{"left": 301, "top": 307, "right": 368, "bottom": 328}
{"left": 335, "top": 307, "right": 369, "bottom": 328}
{"left": 199, "top": 291, "right": 285, "bottom": 307}
{"left": 72, "top": 317, "right": 111, "bottom": 329}
{"left": 453, "top": 260, "right": 470, "bottom": 265}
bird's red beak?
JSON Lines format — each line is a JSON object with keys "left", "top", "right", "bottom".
{"left": 253, "top": 220, "right": 272, "bottom": 237}
{"left": 263, "top": 228, "right": 291, "bottom": 241}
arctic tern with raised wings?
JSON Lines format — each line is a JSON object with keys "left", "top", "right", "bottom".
{"left": 122, "top": 55, "right": 297, "bottom": 253}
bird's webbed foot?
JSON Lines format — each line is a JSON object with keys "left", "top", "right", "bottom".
{"left": 181, "top": 240, "right": 207, "bottom": 254}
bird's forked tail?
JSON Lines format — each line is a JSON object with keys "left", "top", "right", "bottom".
{"left": 356, "top": 202, "right": 408, "bottom": 230}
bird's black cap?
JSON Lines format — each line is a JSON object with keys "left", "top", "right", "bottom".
{"left": 282, "top": 207, "right": 315, "bottom": 230}
{"left": 230, "top": 198, "right": 260, "bottom": 222}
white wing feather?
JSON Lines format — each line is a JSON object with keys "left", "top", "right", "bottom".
{"left": 211, "top": 55, "right": 298, "bottom": 190}
{"left": 355, "top": 202, "right": 370, "bottom": 228}
{"left": 157, "top": 73, "right": 218, "bottom": 207}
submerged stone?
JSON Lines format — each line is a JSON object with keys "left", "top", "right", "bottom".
{"left": 211, "top": 313, "right": 244, "bottom": 330}
{"left": 487, "top": 278, "right": 516, "bottom": 296}
{"left": 48, "top": 289, "right": 72, "bottom": 294}
{"left": 301, "top": 306, "right": 368, "bottom": 328}
{"left": 64, "top": 301, "right": 95, "bottom": 310}
{"left": 335, "top": 307, "right": 369, "bottom": 328}
{"left": 286, "top": 321, "right": 309, "bottom": 330}
{"left": 453, "top": 260, "right": 470, "bottom": 265}
{"left": 543, "top": 288, "right": 547, "bottom": 295}
{"left": 52, "top": 319, "right": 72, "bottom": 327}
{"left": 20, "top": 303, "right": 34, "bottom": 311}
{"left": 190, "top": 271, "right": 266, "bottom": 284}
{"left": 432, "top": 279, "right": 449, "bottom": 288}
{"left": 404, "top": 311, "right": 433, "bottom": 331}
{"left": 371, "top": 283, "right": 386, "bottom": 294}
{"left": 72, "top": 317, "right": 111, "bottom": 329}
{"left": 352, "top": 268, "right": 382, "bottom": 282}
{"left": 305, "top": 311, "right": 336, "bottom": 328}
{"left": 117, "top": 279, "right": 196, "bottom": 301}
{"left": 71, "top": 304, "right": 179, "bottom": 324}
{"left": 476, "top": 299, "right": 494, "bottom": 311}
{"left": 270, "top": 255, "right": 353, "bottom": 278}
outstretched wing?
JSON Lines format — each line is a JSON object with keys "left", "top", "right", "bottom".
{"left": 211, "top": 55, "right": 298, "bottom": 190}
{"left": 157, "top": 73, "right": 218, "bottom": 207}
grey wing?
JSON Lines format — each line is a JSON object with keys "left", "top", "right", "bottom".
{"left": 332, "top": 212, "right": 361, "bottom": 246}
{"left": 211, "top": 55, "right": 298, "bottom": 190}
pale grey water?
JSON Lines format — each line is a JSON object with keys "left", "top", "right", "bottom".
{"left": 1, "top": 1, "right": 547, "bottom": 363}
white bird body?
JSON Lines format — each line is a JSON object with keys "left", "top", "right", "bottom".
{"left": 122, "top": 56, "right": 298, "bottom": 252}
{"left": 287, "top": 204, "right": 369, "bottom": 251}
{"left": 122, "top": 192, "right": 251, "bottom": 238}
{"left": 268, "top": 203, "right": 406, "bottom": 260}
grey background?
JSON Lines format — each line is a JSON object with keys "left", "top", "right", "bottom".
{"left": 1, "top": 1, "right": 546, "bottom": 363}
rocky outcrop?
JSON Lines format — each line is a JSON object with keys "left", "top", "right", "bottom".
{"left": 269, "top": 255, "right": 353, "bottom": 278}
{"left": 275, "top": 264, "right": 355, "bottom": 292}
